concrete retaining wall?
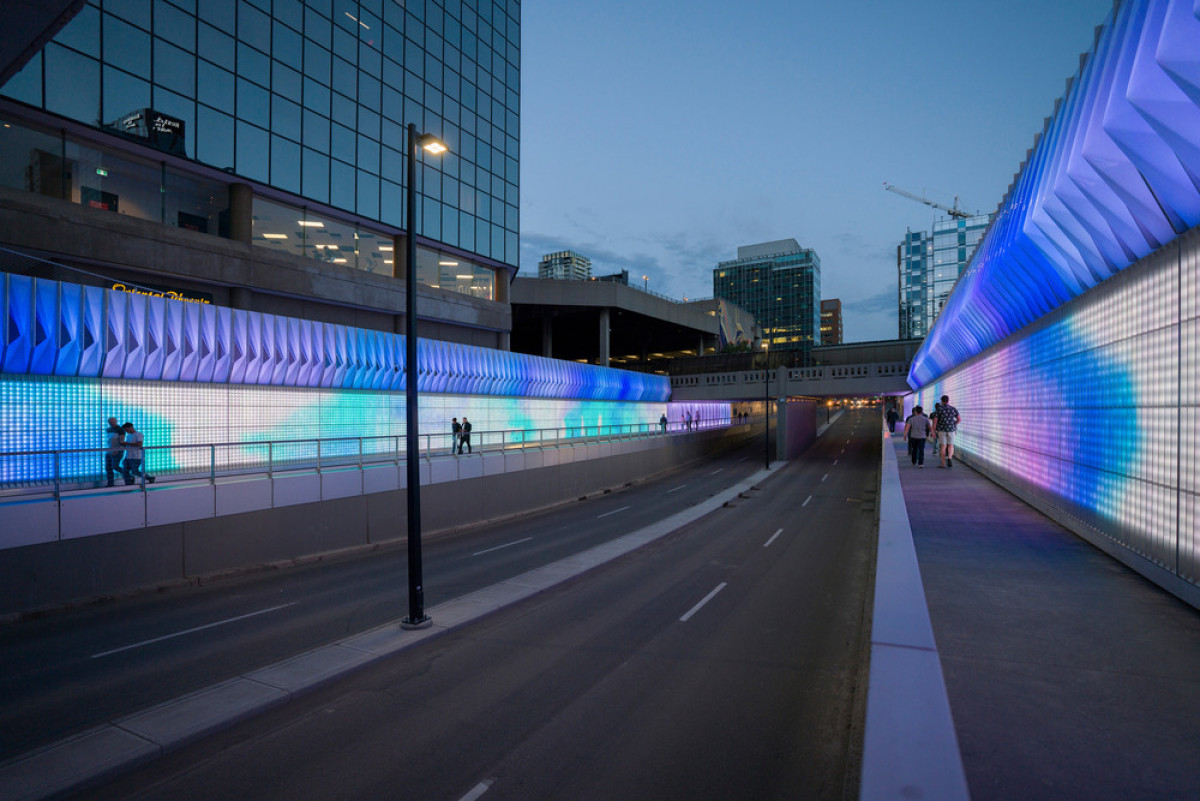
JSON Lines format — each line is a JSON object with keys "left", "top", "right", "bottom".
{"left": 0, "top": 425, "right": 753, "bottom": 617}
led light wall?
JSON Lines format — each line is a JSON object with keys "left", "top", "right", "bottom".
{"left": 0, "top": 373, "right": 729, "bottom": 484}
{"left": 0, "top": 273, "right": 668, "bottom": 402}
{"left": 912, "top": 225, "right": 1199, "bottom": 592}
{"left": 0, "top": 274, "right": 722, "bottom": 485}
{"left": 910, "top": 0, "right": 1200, "bottom": 387}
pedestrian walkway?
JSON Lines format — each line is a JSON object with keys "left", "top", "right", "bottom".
{"left": 889, "top": 433, "right": 1200, "bottom": 801}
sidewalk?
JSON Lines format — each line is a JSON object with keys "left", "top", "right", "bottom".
{"left": 890, "top": 434, "right": 1200, "bottom": 800}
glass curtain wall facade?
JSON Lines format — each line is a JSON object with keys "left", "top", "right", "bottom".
{"left": 713, "top": 241, "right": 821, "bottom": 364}
{"left": 0, "top": 0, "right": 520, "bottom": 271}
{"left": 898, "top": 214, "right": 988, "bottom": 340}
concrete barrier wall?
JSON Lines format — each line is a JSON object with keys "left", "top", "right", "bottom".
{"left": 0, "top": 425, "right": 754, "bottom": 617}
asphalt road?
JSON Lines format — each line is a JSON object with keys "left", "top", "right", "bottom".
{"left": 77, "top": 410, "right": 881, "bottom": 801}
{"left": 2, "top": 425, "right": 775, "bottom": 762}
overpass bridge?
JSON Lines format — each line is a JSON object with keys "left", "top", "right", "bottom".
{"left": 669, "top": 361, "right": 912, "bottom": 401}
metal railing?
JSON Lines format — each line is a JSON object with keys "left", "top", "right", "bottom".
{"left": 0, "top": 418, "right": 749, "bottom": 499}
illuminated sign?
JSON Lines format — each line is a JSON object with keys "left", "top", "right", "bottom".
{"left": 110, "top": 282, "right": 211, "bottom": 305}
{"left": 108, "top": 108, "right": 187, "bottom": 157}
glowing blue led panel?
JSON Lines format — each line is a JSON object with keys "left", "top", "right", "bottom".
{"left": 911, "top": 0, "right": 1200, "bottom": 387}
{"left": 905, "top": 225, "right": 1200, "bottom": 592}
{"left": 0, "top": 274, "right": 670, "bottom": 403}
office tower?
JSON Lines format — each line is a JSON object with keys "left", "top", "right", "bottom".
{"left": 713, "top": 239, "right": 821, "bottom": 364}
{"left": 538, "top": 250, "right": 591, "bottom": 280}
{"left": 898, "top": 214, "right": 989, "bottom": 340}
{"left": 0, "top": 1, "right": 520, "bottom": 348}
{"left": 820, "top": 298, "right": 843, "bottom": 345}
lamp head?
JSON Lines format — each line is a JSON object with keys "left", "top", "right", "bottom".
{"left": 416, "top": 133, "right": 449, "bottom": 155}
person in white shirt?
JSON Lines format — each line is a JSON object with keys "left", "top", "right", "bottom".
{"left": 121, "top": 422, "right": 145, "bottom": 485}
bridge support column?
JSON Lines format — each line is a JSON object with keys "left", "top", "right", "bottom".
{"left": 599, "top": 308, "right": 610, "bottom": 367}
{"left": 541, "top": 315, "right": 553, "bottom": 358}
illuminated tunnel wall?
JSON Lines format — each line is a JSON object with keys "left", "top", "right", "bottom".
{"left": 912, "top": 225, "right": 1199, "bottom": 598}
{"left": 906, "top": 0, "right": 1200, "bottom": 602}
{"left": 0, "top": 274, "right": 728, "bottom": 484}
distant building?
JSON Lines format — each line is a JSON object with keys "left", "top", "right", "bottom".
{"left": 820, "top": 298, "right": 843, "bottom": 345}
{"left": 538, "top": 250, "right": 592, "bottom": 280}
{"left": 898, "top": 214, "right": 990, "bottom": 340}
{"left": 713, "top": 239, "right": 821, "bottom": 364}
{"left": 593, "top": 269, "right": 629, "bottom": 286}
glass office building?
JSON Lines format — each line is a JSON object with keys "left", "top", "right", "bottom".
{"left": 713, "top": 239, "right": 821, "bottom": 364}
{"left": 897, "top": 214, "right": 988, "bottom": 340}
{"left": 0, "top": 0, "right": 518, "bottom": 319}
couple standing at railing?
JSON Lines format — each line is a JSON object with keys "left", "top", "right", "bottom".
{"left": 450, "top": 417, "right": 473, "bottom": 455}
{"left": 104, "top": 417, "right": 154, "bottom": 486}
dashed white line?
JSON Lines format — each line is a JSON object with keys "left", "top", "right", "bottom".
{"left": 710, "top": 468, "right": 724, "bottom": 475}
{"left": 802, "top": 495, "right": 812, "bottom": 507}
{"left": 737, "top": 456, "right": 748, "bottom": 462}
{"left": 833, "top": 459, "right": 839, "bottom": 465}
{"left": 472, "top": 537, "right": 533, "bottom": 556}
{"left": 597, "top": 505, "right": 631, "bottom": 518}
{"left": 821, "top": 473, "right": 829, "bottom": 482}
{"left": 459, "top": 779, "right": 496, "bottom": 801}
{"left": 667, "top": 484, "right": 687, "bottom": 493}
{"left": 763, "top": 528, "right": 783, "bottom": 548}
{"left": 680, "top": 583, "right": 728, "bottom": 622}
{"left": 92, "top": 602, "right": 296, "bottom": 659}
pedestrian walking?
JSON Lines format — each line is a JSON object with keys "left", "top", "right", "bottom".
{"left": 104, "top": 416, "right": 124, "bottom": 487}
{"left": 886, "top": 406, "right": 899, "bottom": 434}
{"left": 903, "top": 405, "right": 932, "bottom": 467}
{"left": 120, "top": 422, "right": 145, "bottom": 485}
{"left": 933, "top": 394, "right": 961, "bottom": 468}
{"left": 459, "top": 416, "right": 472, "bottom": 454}
{"left": 659, "top": 413, "right": 668, "bottom": 433}
{"left": 451, "top": 417, "right": 462, "bottom": 454}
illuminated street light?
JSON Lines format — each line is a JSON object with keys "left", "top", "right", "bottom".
{"left": 762, "top": 340, "right": 770, "bottom": 470}
{"left": 402, "top": 123, "right": 448, "bottom": 630}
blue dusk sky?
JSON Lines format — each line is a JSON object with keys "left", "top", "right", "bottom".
{"left": 518, "top": 0, "right": 1116, "bottom": 342}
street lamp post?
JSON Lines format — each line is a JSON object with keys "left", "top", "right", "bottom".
{"left": 642, "top": 274, "right": 648, "bottom": 291}
{"left": 402, "top": 123, "right": 448, "bottom": 630}
{"left": 762, "top": 340, "right": 770, "bottom": 470}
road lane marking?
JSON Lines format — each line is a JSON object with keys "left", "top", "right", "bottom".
{"left": 710, "top": 467, "right": 724, "bottom": 475}
{"left": 764, "top": 528, "right": 783, "bottom": 548}
{"left": 737, "top": 456, "right": 748, "bottom": 462}
{"left": 597, "top": 506, "right": 630, "bottom": 518}
{"left": 667, "top": 484, "right": 687, "bottom": 493}
{"left": 803, "top": 495, "right": 812, "bottom": 506}
{"left": 833, "top": 459, "right": 839, "bottom": 465}
{"left": 91, "top": 602, "right": 297, "bottom": 659}
{"left": 472, "top": 537, "right": 533, "bottom": 556}
{"left": 459, "top": 779, "right": 495, "bottom": 801}
{"left": 680, "top": 583, "right": 727, "bottom": 622}
{"left": 821, "top": 473, "right": 829, "bottom": 482}
{"left": 840, "top": 448, "right": 845, "bottom": 454}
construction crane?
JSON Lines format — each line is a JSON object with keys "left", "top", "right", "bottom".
{"left": 883, "top": 182, "right": 974, "bottom": 219}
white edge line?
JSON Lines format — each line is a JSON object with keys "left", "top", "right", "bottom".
{"left": 597, "top": 505, "right": 631, "bottom": 518}
{"left": 679, "top": 582, "right": 728, "bottom": 622}
{"left": 710, "top": 468, "right": 724, "bottom": 475}
{"left": 803, "top": 495, "right": 812, "bottom": 506}
{"left": 763, "top": 528, "right": 783, "bottom": 548}
{"left": 472, "top": 536, "right": 533, "bottom": 557}
{"left": 92, "top": 602, "right": 297, "bottom": 659}
{"left": 459, "top": 779, "right": 496, "bottom": 801}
